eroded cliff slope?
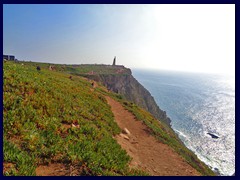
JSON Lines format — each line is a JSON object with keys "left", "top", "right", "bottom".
{"left": 80, "top": 67, "right": 171, "bottom": 126}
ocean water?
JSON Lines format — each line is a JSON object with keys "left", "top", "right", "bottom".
{"left": 132, "top": 69, "right": 235, "bottom": 176}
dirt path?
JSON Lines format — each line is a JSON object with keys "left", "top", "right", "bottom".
{"left": 105, "top": 96, "right": 200, "bottom": 176}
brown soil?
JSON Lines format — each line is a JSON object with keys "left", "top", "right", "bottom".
{"left": 36, "top": 163, "right": 92, "bottom": 176}
{"left": 3, "top": 162, "right": 17, "bottom": 174}
{"left": 105, "top": 96, "right": 201, "bottom": 176}
{"left": 36, "top": 163, "right": 68, "bottom": 176}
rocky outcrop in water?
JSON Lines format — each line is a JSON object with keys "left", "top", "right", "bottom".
{"left": 82, "top": 67, "right": 171, "bottom": 126}
{"left": 207, "top": 133, "right": 219, "bottom": 139}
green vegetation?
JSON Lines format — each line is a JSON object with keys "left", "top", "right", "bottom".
{"left": 121, "top": 101, "right": 215, "bottom": 176}
{"left": 3, "top": 60, "right": 214, "bottom": 176}
{"left": 4, "top": 139, "right": 36, "bottom": 175}
{"left": 105, "top": 93, "right": 215, "bottom": 176}
{"left": 3, "top": 61, "right": 147, "bottom": 176}
{"left": 21, "top": 61, "right": 130, "bottom": 75}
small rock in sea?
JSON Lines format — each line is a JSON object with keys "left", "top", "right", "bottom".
{"left": 119, "top": 133, "right": 130, "bottom": 140}
{"left": 123, "top": 128, "right": 131, "bottom": 135}
{"left": 207, "top": 133, "right": 219, "bottom": 139}
{"left": 213, "top": 167, "right": 221, "bottom": 175}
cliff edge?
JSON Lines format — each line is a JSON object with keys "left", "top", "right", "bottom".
{"left": 78, "top": 66, "right": 171, "bottom": 126}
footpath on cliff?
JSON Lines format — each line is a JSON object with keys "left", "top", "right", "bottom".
{"left": 105, "top": 96, "right": 200, "bottom": 176}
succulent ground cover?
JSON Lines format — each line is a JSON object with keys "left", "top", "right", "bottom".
{"left": 3, "top": 61, "right": 214, "bottom": 176}
{"left": 3, "top": 61, "right": 146, "bottom": 176}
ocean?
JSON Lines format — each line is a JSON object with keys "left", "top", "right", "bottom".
{"left": 132, "top": 69, "right": 235, "bottom": 176}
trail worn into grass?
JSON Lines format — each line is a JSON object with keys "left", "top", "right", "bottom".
{"left": 105, "top": 96, "right": 200, "bottom": 176}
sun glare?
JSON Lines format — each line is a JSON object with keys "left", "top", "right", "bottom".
{"left": 135, "top": 5, "right": 235, "bottom": 76}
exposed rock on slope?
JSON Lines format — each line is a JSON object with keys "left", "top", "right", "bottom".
{"left": 82, "top": 68, "right": 171, "bottom": 126}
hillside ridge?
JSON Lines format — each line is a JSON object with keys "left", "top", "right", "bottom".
{"left": 67, "top": 65, "right": 171, "bottom": 126}
{"left": 3, "top": 61, "right": 215, "bottom": 176}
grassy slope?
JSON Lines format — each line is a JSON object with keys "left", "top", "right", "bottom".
{"left": 3, "top": 61, "right": 214, "bottom": 176}
{"left": 96, "top": 87, "right": 215, "bottom": 176}
{"left": 3, "top": 61, "right": 146, "bottom": 176}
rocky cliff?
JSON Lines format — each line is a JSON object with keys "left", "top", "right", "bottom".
{"left": 81, "top": 68, "right": 171, "bottom": 126}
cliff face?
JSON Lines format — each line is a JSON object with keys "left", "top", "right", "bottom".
{"left": 83, "top": 69, "right": 171, "bottom": 126}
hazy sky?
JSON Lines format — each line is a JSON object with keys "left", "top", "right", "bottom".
{"left": 3, "top": 4, "right": 235, "bottom": 75}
